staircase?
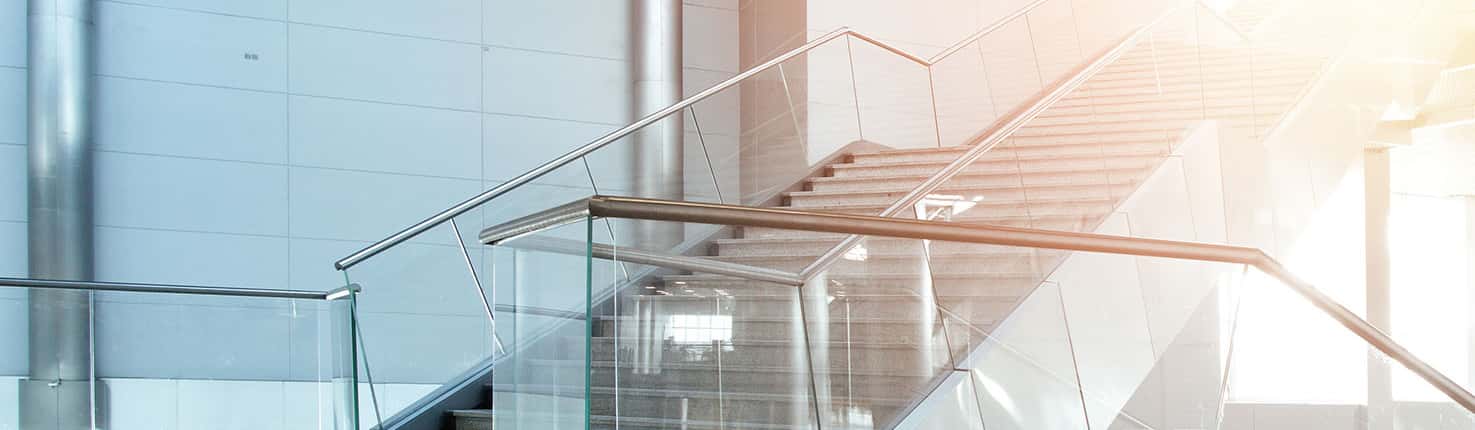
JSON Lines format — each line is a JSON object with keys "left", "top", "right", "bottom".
{"left": 455, "top": 5, "right": 1329, "bottom": 430}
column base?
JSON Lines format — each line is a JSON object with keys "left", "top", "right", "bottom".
{"left": 19, "top": 379, "right": 92, "bottom": 430}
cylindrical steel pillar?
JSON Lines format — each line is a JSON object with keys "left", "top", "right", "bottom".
{"left": 629, "top": 0, "right": 683, "bottom": 250}
{"left": 24, "top": 0, "right": 95, "bottom": 428}
{"left": 1365, "top": 148, "right": 1392, "bottom": 430}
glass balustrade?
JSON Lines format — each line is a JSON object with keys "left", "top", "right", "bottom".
{"left": 535, "top": 202, "right": 1475, "bottom": 430}
{"left": 0, "top": 280, "right": 359, "bottom": 429}
{"left": 329, "top": 0, "right": 1425, "bottom": 427}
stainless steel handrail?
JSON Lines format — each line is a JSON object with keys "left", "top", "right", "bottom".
{"left": 526, "top": 195, "right": 1475, "bottom": 414}
{"left": 0, "top": 276, "right": 357, "bottom": 300}
{"left": 333, "top": 0, "right": 1071, "bottom": 271}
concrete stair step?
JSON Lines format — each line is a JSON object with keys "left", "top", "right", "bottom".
{"left": 1106, "top": 51, "right": 1323, "bottom": 75}
{"left": 1098, "top": 54, "right": 1323, "bottom": 78}
{"left": 1064, "top": 75, "right": 1311, "bottom": 99}
{"left": 634, "top": 282, "right": 1026, "bottom": 304}
{"left": 847, "top": 137, "right": 1174, "bottom": 164}
{"left": 1042, "top": 104, "right": 1292, "bottom": 124}
{"left": 829, "top": 150, "right": 1166, "bottom": 178}
{"left": 489, "top": 384, "right": 858, "bottom": 430}
{"left": 1028, "top": 103, "right": 1278, "bottom": 128}
{"left": 1037, "top": 93, "right": 1301, "bottom": 120}
{"left": 1008, "top": 114, "right": 1280, "bottom": 138}
{"left": 1052, "top": 79, "right": 1311, "bottom": 108}
{"left": 591, "top": 401, "right": 904, "bottom": 430}
{"left": 661, "top": 271, "right": 1044, "bottom": 295}
{"left": 805, "top": 173, "right": 1142, "bottom": 199}
{"left": 1111, "top": 44, "right": 1316, "bottom": 66}
{"left": 784, "top": 182, "right": 1115, "bottom": 206}
{"left": 581, "top": 337, "right": 973, "bottom": 366}
{"left": 712, "top": 243, "right": 1053, "bottom": 263}
{"left": 523, "top": 359, "right": 936, "bottom": 394}
{"left": 452, "top": 409, "right": 494, "bottom": 430}
{"left": 1083, "top": 64, "right": 1319, "bottom": 91}
{"left": 587, "top": 414, "right": 825, "bottom": 430}
{"left": 589, "top": 390, "right": 903, "bottom": 429}
{"left": 785, "top": 191, "right": 1117, "bottom": 216}
{"left": 999, "top": 124, "right": 1197, "bottom": 147}
{"left": 706, "top": 252, "right": 1050, "bottom": 276}
{"left": 714, "top": 236, "right": 1068, "bottom": 258}
{"left": 592, "top": 315, "right": 973, "bottom": 342}
{"left": 740, "top": 213, "right": 1099, "bottom": 239}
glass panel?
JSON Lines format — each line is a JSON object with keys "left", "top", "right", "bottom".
{"left": 804, "top": 236, "right": 954, "bottom": 429}
{"left": 341, "top": 219, "right": 496, "bottom": 428}
{"left": 1102, "top": 267, "right": 1241, "bottom": 429}
{"left": 686, "top": 37, "right": 859, "bottom": 211}
{"left": 931, "top": 37, "right": 1001, "bottom": 148}
{"left": 922, "top": 235, "right": 1060, "bottom": 360}
{"left": 1028, "top": 0, "right": 1088, "bottom": 88}
{"left": 482, "top": 154, "right": 606, "bottom": 236}
{"left": 0, "top": 285, "right": 356, "bottom": 429}
{"left": 607, "top": 41, "right": 869, "bottom": 277}
{"left": 594, "top": 220, "right": 819, "bottom": 429}
{"left": 486, "top": 217, "right": 592, "bottom": 430}
{"left": 847, "top": 36, "right": 939, "bottom": 150}
{"left": 977, "top": 18, "right": 1045, "bottom": 120}
{"left": 1194, "top": 4, "right": 1258, "bottom": 144}
{"left": 331, "top": 288, "right": 362, "bottom": 430}
{"left": 953, "top": 282, "right": 1090, "bottom": 430}
{"left": 887, "top": 370, "right": 988, "bottom": 430}
{"left": 921, "top": 6, "right": 1216, "bottom": 241}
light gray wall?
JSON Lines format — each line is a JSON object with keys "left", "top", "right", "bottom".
{"left": 0, "top": 0, "right": 739, "bottom": 385}
{"left": 0, "top": 0, "right": 28, "bottom": 379}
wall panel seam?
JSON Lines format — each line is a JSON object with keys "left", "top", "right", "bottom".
{"left": 102, "top": 0, "right": 642, "bottom": 63}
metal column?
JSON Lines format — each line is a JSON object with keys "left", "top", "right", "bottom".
{"left": 24, "top": 0, "right": 95, "bottom": 428}
{"left": 1365, "top": 148, "right": 1392, "bottom": 429}
{"left": 629, "top": 0, "right": 684, "bottom": 250}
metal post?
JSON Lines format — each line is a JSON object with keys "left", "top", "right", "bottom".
{"left": 24, "top": 0, "right": 95, "bottom": 428}
{"left": 630, "top": 0, "right": 684, "bottom": 251}
{"left": 1466, "top": 196, "right": 1475, "bottom": 393}
{"left": 1365, "top": 148, "right": 1393, "bottom": 428}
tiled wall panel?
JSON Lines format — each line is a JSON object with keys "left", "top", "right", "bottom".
{"left": 96, "top": 2, "right": 288, "bottom": 91}
{"left": 0, "top": 69, "right": 22, "bottom": 144}
{"left": 2, "top": 8, "right": 738, "bottom": 429}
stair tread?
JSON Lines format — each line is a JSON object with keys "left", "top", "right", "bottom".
{"left": 800, "top": 180, "right": 1139, "bottom": 197}
{"left": 594, "top": 314, "right": 993, "bottom": 324}
{"left": 714, "top": 236, "right": 1065, "bottom": 248}
{"left": 787, "top": 183, "right": 1124, "bottom": 200}
{"left": 662, "top": 272, "right": 1043, "bottom": 282}
{"left": 809, "top": 168, "right": 1146, "bottom": 184}
{"left": 1012, "top": 112, "right": 1288, "bottom": 131}
{"left": 844, "top": 143, "right": 1173, "bottom": 163}
{"left": 530, "top": 359, "right": 941, "bottom": 378}
{"left": 1088, "top": 65, "right": 1322, "bottom": 86}
{"left": 452, "top": 409, "right": 494, "bottom": 418}
{"left": 832, "top": 149, "right": 1166, "bottom": 170}
{"left": 766, "top": 203, "right": 1109, "bottom": 218}
{"left": 588, "top": 337, "right": 973, "bottom": 350}
{"left": 585, "top": 412, "right": 898, "bottom": 430}
{"left": 494, "top": 383, "right": 912, "bottom": 404}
